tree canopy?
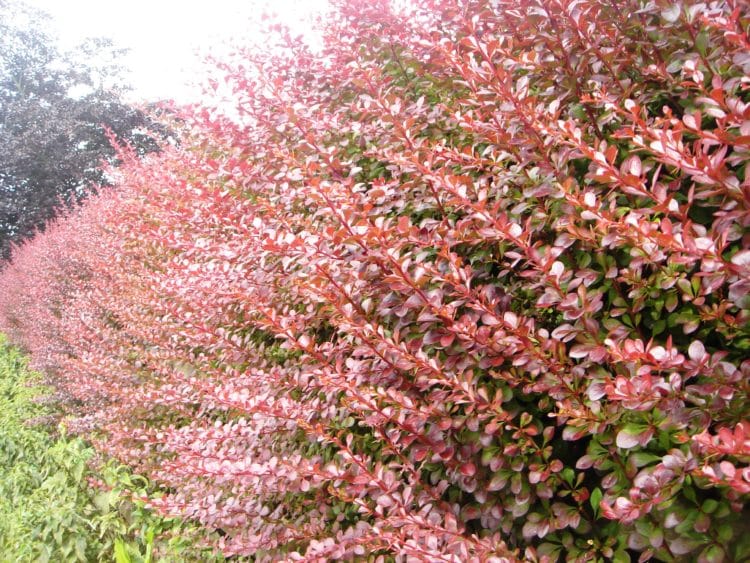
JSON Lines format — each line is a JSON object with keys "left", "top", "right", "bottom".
{"left": 0, "top": 0, "right": 161, "bottom": 261}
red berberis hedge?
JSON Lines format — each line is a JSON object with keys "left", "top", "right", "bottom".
{"left": 1, "top": 0, "right": 749, "bottom": 560}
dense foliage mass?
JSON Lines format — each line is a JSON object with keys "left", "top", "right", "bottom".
{"left": 0, "top": 0, "right": 162, "bottom": 260}
{"left": 1, "top": 0, "right": 749, "bottom": 560}
{"left": 0, "top": 337, "right": 214, "bottom": 562}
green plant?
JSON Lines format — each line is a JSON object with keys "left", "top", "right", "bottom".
{"left": 0, "top": 336, "right": 223, "bottom": 562}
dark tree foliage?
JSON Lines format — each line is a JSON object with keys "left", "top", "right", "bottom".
{"left": 0, "top": 0, "right": 162, "bottom": 261}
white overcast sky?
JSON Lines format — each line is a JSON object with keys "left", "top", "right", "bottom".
{"left": 24, "top": 0, "right": 328, "bottom": 103}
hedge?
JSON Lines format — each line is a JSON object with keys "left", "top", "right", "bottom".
{"left": 1, "top": 0, "right": 749, "bottom": 560}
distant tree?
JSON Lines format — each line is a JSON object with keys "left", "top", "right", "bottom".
{"left": 0, "top": 0, "right": 162, "bottom": 261}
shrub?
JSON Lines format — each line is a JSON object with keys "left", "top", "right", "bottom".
{"left": 0, "top": 336, "right": 217, "bottom": 562}
{"left": 1, "top": 0, "right": 749, "bottom": 560}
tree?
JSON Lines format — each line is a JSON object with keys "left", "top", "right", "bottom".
{"left": 0, "top": 0, "right": 161, "bottom": 261}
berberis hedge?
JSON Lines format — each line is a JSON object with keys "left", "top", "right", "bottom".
{"left": 1, "top": 0, "right": 749, "bottom": 560}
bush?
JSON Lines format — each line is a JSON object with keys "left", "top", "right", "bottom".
{"left": 1, "top": 0, "right": 749, "bottom": 560}
{"left": 0, "top": 336, "right": 218, "bottom": 562}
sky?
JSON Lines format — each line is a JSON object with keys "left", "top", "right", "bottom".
{"left": 24, "top": 0, "right": 328, "bottom": 103}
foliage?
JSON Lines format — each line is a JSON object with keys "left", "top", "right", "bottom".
{"left": 0, "top": 0, "right": 163, "bottom": 261}
{"left": 1, "top": 0, "right": 750, "bottom": 560}
{"left": 0, "top": 336, "right": 220, "bottom": 562}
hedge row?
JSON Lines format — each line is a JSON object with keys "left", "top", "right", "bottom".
{"left": 1, "top": 0, "right": 749, "bottom": 560}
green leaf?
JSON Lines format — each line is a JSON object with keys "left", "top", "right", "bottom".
{"left": 93, "top": 492, "right": 111, "bottom": 512}
{"left": 692, "top": 277, "right": 701, "bottom": 295}
{"left": 734, "top": 530, "right": 750, "bottom": 561}
{"left": 658, "top": 430, "right": 672, "bottom": 450}
{"left": 701, "top": 499, "right": 719, "bottom": 514}
{"left": 537, "top": 542, "right": 563, "bottom": 558}
{"left": 717, "top": 522, "right": 733, "bottom": 543}
{"left": 590, "top": 487, "right": 603, "bottom": 517}
{"left": 696, "top": 30, "right": 710, "bottom": 56}
{"left": 144, "top": 527, "right": 155, "bottom": 563}
{"left": 699, "top": 544, "right": 725, "bottom": 563}
{"left": 613, "top": 548, "right": 630, "bottom": 563}
{"left": 74, "top": 537, "right": 87, "bottom": 561}
{"left": 570, "top": 104, "right": 587, "bottom": 120}
{"left": 114, "top": 538, "right": 132, "bottom": 563}
{"left": 683, "top": 485, "right": 697, "bottom": 504}
{"left": 652, "top": 319, "right": 666, "bottom": 336}
{"left": 631, "top": 452, "right": 661, "bottom": 467}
